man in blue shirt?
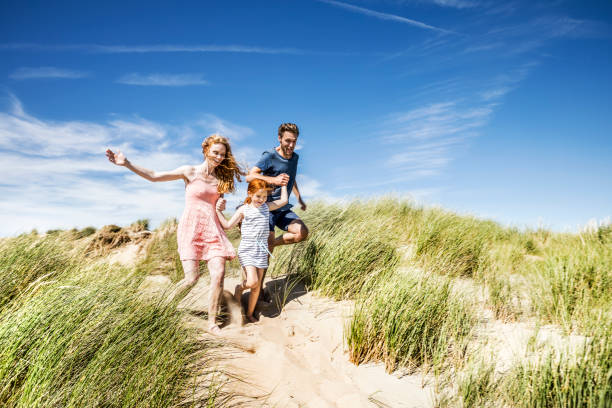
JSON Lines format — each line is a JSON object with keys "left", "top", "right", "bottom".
{"left": 247, "top": 123, "right": 308, "bottom": 247}
{"left": 246, "top": 123, "right": 309, "bottom": 300}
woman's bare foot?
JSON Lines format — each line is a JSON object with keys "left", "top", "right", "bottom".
{"left": 234, "top": 284, "right": 243, "bottom": 303}
{"left": 246, "top": 315, "right": 258, "bottom": 323}
{"left": 208, "top": 324, "right": 222, "bottom": 335}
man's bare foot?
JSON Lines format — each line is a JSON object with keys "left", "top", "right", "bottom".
{"left": 208, "top": 324, "right": 222, "bottom": 335}
{"left": 233, "top": 284, "right": 243, "bottom": 303}
{"left": 246, "top": 315, "right": 258, "bottom": 323}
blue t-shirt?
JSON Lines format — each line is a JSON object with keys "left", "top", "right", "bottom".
{"left": 254, "top": 148, "right": 299, "bottom": 212}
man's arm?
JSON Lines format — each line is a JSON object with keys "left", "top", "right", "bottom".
{"left": 292, "top": 181, "right": 306, "bottom": 211}
{"left": 246, "top": 166, "right": 289, "bottom": 186}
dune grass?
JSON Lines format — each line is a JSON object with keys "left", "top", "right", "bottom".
{"left": 347, "top": 272, "right": 475, "bottom": 374}
{"left": 269, "top": 201, "right": 399, "bottom": 299}
{"left": 268, "top": 198, "right": 611, "bottom": 405}
{"left": 0, "top": 233, "right": 78, "bottom": 312}
{"left": 269, "top": 200, "right": 478, "bottom": 375}
{"left": 3, "top": 199, "right": 610, "bottom": 406}
{"left": 135, "top": 219, "right": 184, "bottom": 281}
{"left": 525, "top": 234, "right": 612, "bottom": 333}
{"left": 0, "top": 231, "right": 224, "bottom": 408}
{"left": 502, "top": 322, "right": 612, "bottom": 408}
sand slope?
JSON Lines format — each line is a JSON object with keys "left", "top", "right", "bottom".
{"left": 172, "top": 275, "right": 435, "bottom": 408}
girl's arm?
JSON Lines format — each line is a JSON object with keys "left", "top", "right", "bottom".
{"left": 268, "top": 185, "right": 288, "bottom": 211}
{"left": 216, "top": 205, "right": 244, "bottom": 230}
{"left": 106, "top": 149, "right": 189, "bottom": 182}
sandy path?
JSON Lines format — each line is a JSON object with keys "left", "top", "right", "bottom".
{"left": 172, "top": 275, "right": 434, "bottom": 408}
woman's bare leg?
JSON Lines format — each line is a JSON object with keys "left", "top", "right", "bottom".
{"left": 167, "top": 259, "right": 200, "bottom": 302}
{"left": 207, "top": 256, "right": 226, "bottom": 333}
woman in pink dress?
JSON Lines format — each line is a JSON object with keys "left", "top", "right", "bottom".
{"left": 106, "top": 134, "right": 245, "bottom": 334}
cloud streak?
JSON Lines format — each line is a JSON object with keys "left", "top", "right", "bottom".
{"left": 0, "top": 43, "right": 309, "bottom": 55}
{"left": 9, "top": 66, "right": 89, "bottom": 79}
{"left": 318, "top": 0, "right": 454, "bottom": 33}
{"left": 117, "top": 73, "right": 209, "bottom": 86}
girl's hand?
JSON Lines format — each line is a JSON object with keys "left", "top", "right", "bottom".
{"left": 216, "top": 198, "right": 226, "bottom": 212}
{"left": 106, "top": 149, "right": 128, "bottom": 166}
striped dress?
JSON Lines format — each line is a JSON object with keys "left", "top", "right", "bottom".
{"left": 238, "top": 203, "right": 270, "bottom": 268}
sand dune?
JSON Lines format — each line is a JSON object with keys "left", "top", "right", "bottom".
{"left": 140, "top": 274, "right": 436, "bottom": 408}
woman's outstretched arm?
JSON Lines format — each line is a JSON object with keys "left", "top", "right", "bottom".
{"left": 106, "top": 149, "right": 189, "bottom": 182}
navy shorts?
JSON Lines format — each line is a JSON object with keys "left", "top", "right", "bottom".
{"left": 269, "top": 209, "right": 301, "bottom": 232}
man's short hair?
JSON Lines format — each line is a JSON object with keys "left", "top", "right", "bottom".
{"left": 278, "top": 123, "right": 299, "bottom": 137}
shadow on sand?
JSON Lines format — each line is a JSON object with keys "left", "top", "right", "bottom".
{"left": 221, "top": 274, "right": 308, "bottom": 326}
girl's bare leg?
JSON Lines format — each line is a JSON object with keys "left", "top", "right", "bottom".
{"left": 245, "top": 267, "right": 263, "bottom": 322}
{"left": 207, "top": 256, "right": 226, "bottom": 334}
{"left": 167, "top": 259, "right": 200, "bottom": 302}
{"left": 234, "top": 267, "right": 247, "bottom": 303}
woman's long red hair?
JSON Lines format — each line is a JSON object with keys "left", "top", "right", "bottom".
{"left": 202, "top": 134, "right": 246, "bottom": 194}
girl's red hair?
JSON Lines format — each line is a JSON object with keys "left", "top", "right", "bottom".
{"left": 244, "top": 179, "right": 270, "bottom": 204}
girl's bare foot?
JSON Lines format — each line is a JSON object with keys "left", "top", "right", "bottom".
{"left": 246, "top": 315, "right": 258, "bottom": 323}
{"left": 233, "top": 284, "right": 243, "bottom": 303}
{"left": 208, "top": 324, "right": 222, "bottom": 335}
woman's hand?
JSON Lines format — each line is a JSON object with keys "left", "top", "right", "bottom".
{"left": 106, "top": 149, "right": 128, "bottom": 166}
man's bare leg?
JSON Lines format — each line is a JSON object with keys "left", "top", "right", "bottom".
{"left": 273, "top": 220, "right": 309, "bottom": 247}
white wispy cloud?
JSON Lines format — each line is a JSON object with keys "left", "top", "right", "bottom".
{"left": 384, "top": 102, "right": 493, "bottom": 143}
{"left": 94, "top": 44, "right": 306, "bottom": 54}
{"left": 117, "top": 73, "right": 209, "bottom": 86}
{"left": 374, "top": 78, "right": 514, "bottom": 181}
{"left": 481, "top": 16, "right": 607, "bottom": 56}
{"left": 195, "top": 114, "right": 255, "bottom": 142}
{"left": 480, "top": 87, "right": 511, "bottom": 101}
{"left": 418, "top": 0, "right": 476, "bottom": 8}
{"left": 0, "top": 96, "right": 258, "bottom": 236}
{"left": 0, "top": 43, "right": 308, "bottom": 55}
{"left": 432, "top": 0, "right": 475, "bottom": 8}
{"left": 295, "top": 174, "right": 342, "bottom": 204}
{"left": 9, "top": 66, "right": 89, "bottom": 80}
{"left": 318, "top": 0, "right": 454, "bottom": 33}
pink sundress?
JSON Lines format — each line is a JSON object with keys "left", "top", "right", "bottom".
{"left": 176, "top": 168, "right": 236, "bottom": 261}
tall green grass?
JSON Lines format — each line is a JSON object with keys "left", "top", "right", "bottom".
{"left": 0, "top": 233, "right": 78, "bottom": 311}
{"left": 269, "top": 198, "right": 611, "bottom": 405}
{"left": 411, "top": 210, "right": 503, "bottom": 278}
{"left": 0, "top": 232, "right": 224, "bottom": 407}
{"left": 347, "top": 272, "right": 475, "bottom": 374}
{"left": 526, "top": 236, "right": 612, "bottom": 332}
{"left": 136, "top": 219, "right": 184, "bottom": 281}
{"left": 269, "top": 200, "right": 402, "bottom": 299}
{"left": 269, "top": 199, "right": 478, "bottom": 375}
{"left": 499, "top": 321, "right": 612, "bottom": 408}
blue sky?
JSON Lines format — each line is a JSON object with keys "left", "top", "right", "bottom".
{"left": 1, "top": 0, "right": 611, "bottom": 235}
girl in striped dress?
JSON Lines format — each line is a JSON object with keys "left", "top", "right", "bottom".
{"left": 216, "top": 179, "right": 288, "bottom": 322}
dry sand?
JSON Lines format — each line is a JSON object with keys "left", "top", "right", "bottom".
{"left": 141, "top": 274, "right": 435, "bottom": 408}
{"left": 131, "top": 240, "right": 585, "bottom": 407}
